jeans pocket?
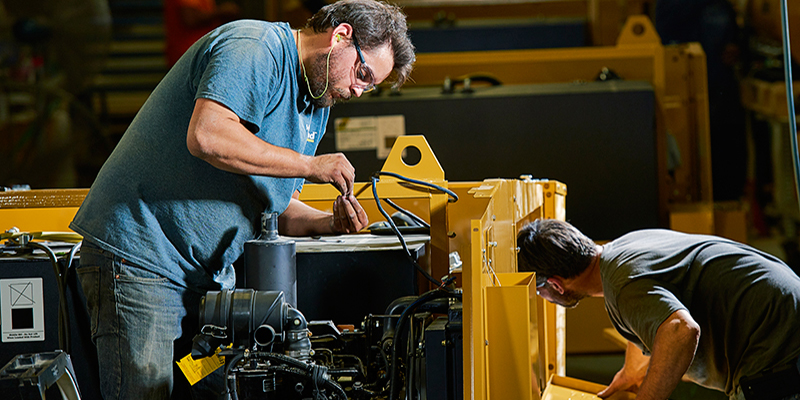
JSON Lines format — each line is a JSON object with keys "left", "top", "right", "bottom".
{"left": 76, "top": 265, "right": 101, "bottom": 337}
{"left": 114, "top": 260, "right": 169, "bottom": 285}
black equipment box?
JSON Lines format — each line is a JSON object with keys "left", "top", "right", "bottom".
{"left": 235, "top": 235, "right": 426, "bottom": 325}
{"left": 322, "top": 81, "right": 658, "bottom": 240}
{"left": 295, "top": 235, "right": 426, "bottom": 325}
{"left": 424, "top": 310, "right": 463, "bottom": 400}
{"left": 410, "top": 18, "right": 586, "bottom": 53}
{"left": 0, "top": 250, "right": 101, "bottom": 400}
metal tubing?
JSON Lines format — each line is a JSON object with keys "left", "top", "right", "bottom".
{"left": 781, "top": 0, "right": 800, "bottom": 212}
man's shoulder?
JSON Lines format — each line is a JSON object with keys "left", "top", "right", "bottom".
{"left": 212, "top": 20, "right": 290, "bottom": 41}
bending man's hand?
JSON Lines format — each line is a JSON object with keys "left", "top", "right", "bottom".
{"left": 308, "top": 153, "right": 355, "bottom": 195}
{"left": 598, "top": 342, "right": 648, "bottom": 397}
{"left": 599, "top": 310, "right": 700, "bottom": 400}
{"left": 331, "top": 195, "right": 368, "bottom": 233}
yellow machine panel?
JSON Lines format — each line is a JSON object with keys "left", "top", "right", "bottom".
{"left": 1, "top": 136, "right": 631, "bottom": 400}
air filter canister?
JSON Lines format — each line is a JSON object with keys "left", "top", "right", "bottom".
{"left": 243, "top": 212, "right": 297, "bottom": 307}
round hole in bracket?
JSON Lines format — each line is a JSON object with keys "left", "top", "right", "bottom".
{"left": 402, "top": 145, "right": 422, "bottom": 167}
{"left": 632, "top": 23, "right": 645, "bottom": 36}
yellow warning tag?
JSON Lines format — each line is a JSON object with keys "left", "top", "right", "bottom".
{"left": 176, "top": 347, "right": 225, "bottom": 386}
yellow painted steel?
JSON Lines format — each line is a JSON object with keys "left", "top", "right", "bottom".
{"left": 300, "top": 138, "right": 568, "bottom": 400}
{"left": 461, "top": 180, "right": 567, "bottom": 400}
{"left": 300, "top": 135, "right": 452, "bottom": 280}
{"left": 0, "top": 189, "right": 88, "bottom": 234}
{"left": 542, "top": 375, "right": 636, "bottom": 399}
{"left": 486, "top": 273, "right": 539, "bottom": 399}
{"left": 399, "top": 0, "right": 653, "bottom": 47}
{"left": 740, "top": 77, "right": 800, "bottom": 122}
{"left": 5, "top": 137, "right": 570, "bottom": 400}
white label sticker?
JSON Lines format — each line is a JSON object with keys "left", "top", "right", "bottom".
{"left": 1, "top": 278, "right": 45, "bottom": 342}
{"left": 376, "top": 115, "right": 405, "bottom": 160}
{"left": 334, "top": 115, "right": 405, "bottom": 158}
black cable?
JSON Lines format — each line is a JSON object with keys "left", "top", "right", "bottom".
{"left": 780, "top": 0, "right": 800, "bottom": 211}
{"left": 383, "top": 198, "right": 430, "bottom": 229}
{"left": 370, "top": 170, "right": 460, "bottom": 288}
{"left": 372, "top": 171, "right": 458, "bottom": 203}
{"left": 27, "top": 241, "right": 70, "bottom": 353}
{"left": 372, "top": 345, "right": 389, "bottom": 373}
{"left": 311, "top": 363, "right": 329, "bottom": 400}
{"left": 372, "top": 176, "right": 441, "bottom": 287}
{"left": 223, "top": 350, "right": 245, "bottom": 400}
{"left": 387, "top": 289, "right": 461, "bottom": 400}
{"left": 263, "top": 362, "right": 348, "bottom": 399}
{"left": 405, "top": 317, "right": 418, "bottom": 400}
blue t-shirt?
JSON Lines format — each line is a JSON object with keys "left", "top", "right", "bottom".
{"left": 70, "top": 20, "right": 329, "bottom": 291}
{"left": 600, "top": 229, "right": 800, "bottom": 395}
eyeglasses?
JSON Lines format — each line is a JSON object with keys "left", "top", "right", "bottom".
{"left": 352, "top": 36, "right": 376, "bottom": 93}
{"left": 536, "top": 274, "right": 548, "bottom": 288}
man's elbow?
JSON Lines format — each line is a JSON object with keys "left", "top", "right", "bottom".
{"left": 668, "top": 310, "right": 701, "bottom": 348}
{"left": 683, "top": 319, "right": 701, "bottom": 347}
{"left": 186, "top": 129, "right": 214, "bottom": 160}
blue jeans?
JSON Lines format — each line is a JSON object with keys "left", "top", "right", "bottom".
{"left": 77, "top": 241, "right": 225, "bottom": 400}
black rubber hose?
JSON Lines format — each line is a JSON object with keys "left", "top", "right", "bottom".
{"left": 387, "top": 289, "right": 460, "bottom": 400}
{"left": 27, "top": 242, "right": 70, "bottom": 353}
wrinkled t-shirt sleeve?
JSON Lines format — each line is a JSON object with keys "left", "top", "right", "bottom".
{"left": 615, "top": 278, "right": 688, "bottom": 354}
{"left": 194, "top": 37, "right": 276, "bottom": 129}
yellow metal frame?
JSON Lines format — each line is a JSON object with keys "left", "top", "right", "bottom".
{"left": 399, "top": 0, "right": 653, "bottom": 47}
{"left": 2, "top": 136, "right": 569, "bottom": 400}
{"left": 0, "top": 188, "right": 88, "bottom": 233}
{"left": 301, "top": 136, "right": 568, "bottom": 400}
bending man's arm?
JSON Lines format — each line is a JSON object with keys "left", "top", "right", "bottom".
{"left": 187, "top": 98, "right": 355, "bottom": 194}
{"left": 599, "top": 310, "right": 699, "bottom": 399}
{"left": 632, "top": 309, "right": 700, "bottom": 400}
{"left": 597, "top": 341, "right": 650, "bottom": 397}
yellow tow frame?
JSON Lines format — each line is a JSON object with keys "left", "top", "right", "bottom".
{"left": 300, "top": 136, "right": 568, "bottom": 400}
{"left": 1, "top": 136, "right": 568, "bottom": 400}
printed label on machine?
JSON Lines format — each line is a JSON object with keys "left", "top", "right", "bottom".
{"left": 1, "top": 278, "right": 45, "bottom": 342}
{"left": 334, "top": 115, "right": 405, "bottom": 159}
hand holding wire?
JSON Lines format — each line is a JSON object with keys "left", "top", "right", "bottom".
{"left": 331, "top": 194, "right": 369, "bottom": 233}
{"left": 307, "top": 153, "right": 355, "bottom": 195}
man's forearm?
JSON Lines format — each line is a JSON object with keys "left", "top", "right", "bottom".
{"left": 635, "top": 309, "right": 700, "bottom": 400}
{"left": 278, "top": 198, "right": 333, "bottom": 237}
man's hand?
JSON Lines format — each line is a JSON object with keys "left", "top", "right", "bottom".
{"left": 600, "top": 310, "right": 700, "bottom": 400}
{"left": 598, "top": 341, "right": 649, "bottom": 398}
{"left": 331, "top": 194, "right": 368, "bottom": 233}
{"left": 307, "top": 153, "right": 356, "bottom": 195}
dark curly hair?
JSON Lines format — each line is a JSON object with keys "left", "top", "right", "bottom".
{"left": 304, "top": 0, "right": 415, "bottom": 89}
{"left": 517, "top": 219, "right": 598, "bottom": 285}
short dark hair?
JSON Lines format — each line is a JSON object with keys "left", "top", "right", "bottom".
{"left": 305, "top": 0, "right": 415, "bottom": 89}
{"left": 517, "top": 219, "right": 597, "bottom": 284}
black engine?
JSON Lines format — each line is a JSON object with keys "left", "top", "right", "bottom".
{"left": 191, "top": 288, "right": 462, "bottom": 400}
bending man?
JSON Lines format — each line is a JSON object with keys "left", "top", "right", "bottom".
{"left": 517, "top": 219, "right": 800, "bottom": 400}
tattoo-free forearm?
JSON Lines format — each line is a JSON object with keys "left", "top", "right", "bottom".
{"left": 635, "top": 309, "right": 700, "bottom": 400}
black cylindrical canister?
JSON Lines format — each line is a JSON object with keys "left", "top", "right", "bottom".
{"left": 243, "top": 212, "right": 297, "bottom": 307}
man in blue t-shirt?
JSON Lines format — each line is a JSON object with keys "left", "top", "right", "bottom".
{"left": 70, "top": 1, "right": 415, "bottom": 398}
{"left": 517, "top": 219, "right": 800, "bottom": 400}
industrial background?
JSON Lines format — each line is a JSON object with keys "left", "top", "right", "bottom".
{"left": 0, "top": 0, "right": 798, "bottom": 399}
